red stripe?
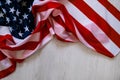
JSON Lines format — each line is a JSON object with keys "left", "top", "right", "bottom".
{"left": 0, "top": 59, "right": 16, "bottom": 79}
{"left": 98, "top": 0, "right": 120, "bottom": 21}
{"left": 51, "top": 9, "right": 78, "bottom": 41}
{"left": 72, "top": 17, "right": 114, "bottom": 58}
{"left": 55, "top": 34, "right": 72, "bottom": 42}
{"left": 0, "top": 41, "right": 39, "bottom": 50}
{"left": 0, "top": 51, "right": 6, "bottom": 60}
{"left": 52, "top": 15, "right": 77, "bottom": 42}
{"left": 52, "top": 5, "right": 78, "bottom": 37}
{"left": 0, "top": 20, "right": 51, "bottom": 51}
{"left": 32, "top": 2, "right": 62, "bottom": 14}
{"left": 69, "top": 0, "right": 120, "bottom": 48}
{"left": 0, "top": 35, "right": 14, "bottom": 43}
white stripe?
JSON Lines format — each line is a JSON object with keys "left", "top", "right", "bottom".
{"left": 0, "top": 26, "right": 10, "bottom": 35}
{"left": 39, "top": 31, "right": 53, "bottom": 48}
{"left": 0, "top": 58, "right": 12, "bottom": 71}
{"left": 33, "top": 0, "right": 57, "bottom": 6}
{"left": 103, "top": 40, "right": 120, "bottom": 56}
{"left": 38, "top": 9, "right": 53, "bottom": 21}
{"left": 109, "top": 0, "right": 120, "bottom": 11}
{"left": 84, "top": 23, "right": 120, "bottom": 56}
{"left": 62, "top": 1, "right": 120, "bottom": 56}
{"left": 9, "top": 32, "right": 40, "bottom": 47}
{"left": 35, "top": 8, "right": 54, "bottom": 25}
{"left": 61, "top": 1, "right": 95, "bottom": 50}
{"left": 74, "top": 24, "right": 95, "bottom": 50}
{"left": 52, "top": 19, "right": 78, "bottom": 42}
{"left": 84, "top": 0, "right": 120, "bottom": 34}
{"left": 52, "top": 9, "right": 65, "bottom": 22}
{"left": 1, "top": 29, "right": 53, "bottom": 59}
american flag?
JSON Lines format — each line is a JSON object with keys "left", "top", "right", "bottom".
{"left": 0, "top": 0, "right": 120, "bottom": 79}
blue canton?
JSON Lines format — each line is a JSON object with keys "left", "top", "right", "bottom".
{"left": 0, "top": 0, "right": 35, "bottom": 39}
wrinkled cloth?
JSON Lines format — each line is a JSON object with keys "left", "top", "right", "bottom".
{"left": 0, "top": 0, "right": 120, "bottom": 79}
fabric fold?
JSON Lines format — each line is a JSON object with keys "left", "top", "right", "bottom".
{"left": 0, "top": 0, "right": 120, "bottom": 79}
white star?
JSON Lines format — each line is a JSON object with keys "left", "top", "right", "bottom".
{"left": 19, "top": 19, "right": 22, "bottom": 24}
{"left": 9, "top": 7, "right": 15, "bottom": 14}
{"left": 29, "top": 20, "right": 31, "bottom": 23}
{"left": 28, "top": 6, "right": 32, "bottom": 12}
{"left": 9, "top": 27, "right": 13, "bottom": 32}
{"left": 6, "top": 17, "right": 10, "bottom": 23}
{"left": 16, "top": 9, "right": 20, "bottom": 16}
{"left": 6, "top": 0, "right": 11, "bottom": 5}
{"left": 22, "top": 1, "right": 27, "bottom": 7}
{"left": 23, "top": 13, "right": 28, "bottom": 19}
{"left": 13, "top": 16, "right": 16, "bottom": 21}
{"left": 24, "top": 26, "right": 29, "bottom": 31}
{"left": 0, "top": 1, "right": 2, "bottom": 6}
{"left": 19, "top": 31, "right": 23, "bottom": 37}
{"left": 2, "top": 8, "right": 6, "bottom": 13}
{"left": 0, "top": 12, "right": 4, "bottom": 17}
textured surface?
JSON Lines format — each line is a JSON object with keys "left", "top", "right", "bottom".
{"left": 3, "top": 38, "right": 120, "bottom": 80}
{"left": 3, "top": 0, "right": 120, "bottom": 80}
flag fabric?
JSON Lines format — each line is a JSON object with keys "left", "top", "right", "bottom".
{"left": 0, "top": 0, "right": 35, "bottom": 39}
{"left": 0, "top": 0, "right": 120, "bottom": 79}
